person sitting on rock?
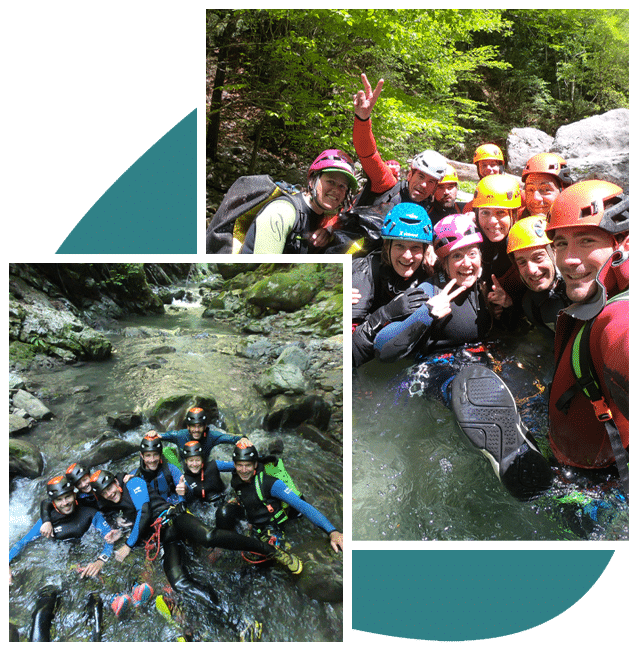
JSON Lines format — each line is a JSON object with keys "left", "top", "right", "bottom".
{"left": 217, "top": 438, "right": 344, "bottom": 555}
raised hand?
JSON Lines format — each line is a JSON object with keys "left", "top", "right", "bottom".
{"left": 427, "top": 279, "right": 468, "bottom": 319}
{"left": 176, "top": 475, "right": 187, "bottom": 496}
{"left": 487, "top": 274, "right": 513, "bottom": 308}
{"left": 353, "top": 73, "right": 384, "bottom": 120}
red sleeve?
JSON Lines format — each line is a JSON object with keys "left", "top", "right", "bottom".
{"left": 353, "top": 117, "right": 397, "bottom": 194}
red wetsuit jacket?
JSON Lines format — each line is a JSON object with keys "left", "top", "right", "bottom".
{"left": 353, "top": 116, "right": 398, "bottom": 195}
{"left": 548, "top": 250, "right": 629, "bottom": 469}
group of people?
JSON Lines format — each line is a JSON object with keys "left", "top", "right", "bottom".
{"left": 10, "top": 407, "right": 343, "bottom": 641}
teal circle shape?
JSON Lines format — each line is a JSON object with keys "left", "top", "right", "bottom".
{"left": 56, "top": 110, "right": 196, "bottom": 254}
{"left": 353, "top": 550, "right": 613, "bottom": 641}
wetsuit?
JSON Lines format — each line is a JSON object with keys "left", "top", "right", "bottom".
{"left": 239, "top": 194, "right": 328, "bottom": 254}
{"left": 160, "top": 427, "right": 241, "bottom": 461}
{"left": 182, "top": 460, "right": 233, "bottom": 504}
{"left": 221, "top": 463, "right": 338, "bottom": 543}
{"left": 549, "top": 251, "right": 628, "bottom": 470}
{"left": 352, "top": 250, "right": 432, "bottom": 367}
{"left": 10, "top": 505, "right": 113, "bottom": 563}
{"left": 374, "top": 273, "right": 491, "bottom": 363}
{"left": 520, "top": 275, "right": 570, "bottom": 334}
{"left": 427, "top": 199, "right": 467, "bottom": 226}
{"left": 39, "top": 491, "right": 99, "bottom": 526}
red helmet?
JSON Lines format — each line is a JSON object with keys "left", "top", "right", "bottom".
{"left": 522, "top": 152, "right": 573, "bottom": 188}
{"left": 546, "top": 180, "right": 628, "bottom": 239}
{"left": 307, "top": 149, "right": 358, "bottom": 192}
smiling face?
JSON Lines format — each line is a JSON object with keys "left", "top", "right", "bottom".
{"left": 477, "top": 207, "right": 513, "bottom": 243}
{"left": 388, "top": 240, "right": 426, "bottom": 279}
{"left": 76, "top": 474, "right": 92, "bottom": 493}
{"left": 407, "top": 169, "right": 438, "bottom": 203}
{"left": 513, "top": 246, "right": 556, "bottom": 292}
{"left": 443, "top": 245, "right": 482, "bottom": 288}
{"left": 141, "top": 451, "right": 161, "bottom": 472}
{"left": 235, "top": 461, "right": 258, "bottom": 483}
{"left": 311, "top": 171, "right": 349, "bottom": 213}
{"left": 101, "top": 481, "right": 122, "bottom": 503}
{"left": 434, "top": 182, "right": 458, "bottom": 208}
{"left": 552, "top": 227, "right": 620, "bottom": 303}
{"left": 524, "top": 173, "right": 561, "bottom": 216}
{"left": 185, "top": 456, "right": 204, "bottom": 474}
{"left": 477, "top": 159, "right": 501, "bottom": 178}
{"left": 52, "top": 492, "right": 76, "bottom": 515}
{"left": 187, "top": 422, "right": 205, "bottom": 440}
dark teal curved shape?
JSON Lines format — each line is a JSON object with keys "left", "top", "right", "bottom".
{"left": 353, "top": 550, "right": 613, "bottom": 641}
{"left": 56, "top": 110, "right": 196, "bottom": 254}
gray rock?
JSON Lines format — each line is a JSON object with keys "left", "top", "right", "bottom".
{"left": 506, "top": 127, "right": 554, "bottom": 174}
{"left": 294, "top": 539, "right": 343, "bottom": 603}
{"left": 79, "top": 437, "right": 139, "bottom": 468}
{"left": 275, "top": 346, "right": 311, "bottom": 372}
{"left": 9, "top": 438, "right": 45, "bottom": 478}
{"left": 9, "top": 373, "right": 26, "bottom": 392}
{"left": 254, "top": 364, "right": 307, "bottom": 397}
{"left": 9, "top": 412, "right": 32, "bottom": 436}
{"left": 12, "top": 389, "right": 53, "bottom": 420}
{"left": 106, "top": 411, "right": 143, "bottom": 432}
{"left": 263, "top": 395, "right": 331, "bottom": 431}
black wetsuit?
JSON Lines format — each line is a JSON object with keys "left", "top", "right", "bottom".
{"left": 520, "top": 276, "right": 570, "bottom": 333}
{"left": 182, "top": 460, "right": 229, "bottom": 504}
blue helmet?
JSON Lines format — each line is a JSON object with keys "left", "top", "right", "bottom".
{"left": 381, "top": 203, "right": 433, "bottom": 243}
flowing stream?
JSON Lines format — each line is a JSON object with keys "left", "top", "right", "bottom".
{"left": 353, "top": 328, "right": 628, "bottom": 541}
{"left": 9, "top": 290, "right": 343, "bottom": 642}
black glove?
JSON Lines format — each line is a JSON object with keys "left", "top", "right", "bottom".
{"left": 369, "top": 287, "right": 428, "bottom": 328}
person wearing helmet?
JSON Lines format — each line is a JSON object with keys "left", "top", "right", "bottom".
{"left": 352, "top": 202, "right": 435, "bottom": 367}
{"left": 520, "top": 152, "right": 574, "bottom": 218}
{"left": 352, "top": 73, "right": 447, "bottom": 210}
{"left": 428, "top": 164, "right": 466, "bottom": 225}
{"left": 506, "top": 216, "right": 570, "bottom": 333}
{"left": 159, "top": 406, "right": 242, "bottom": 462}
{"left": 9, "top": 475, "right": 119, "bottom": 583}
{"left": 38, "top": 462, "right": 98, "bottom": 539}
{"left": 545, "top": 180, "right": 628, "bottom": 489}
{"left": 217, "top": 439, "right": 343, "bottom": 555}
{"left": 473, "top": 144, "right": 504, "bottom": 179}
{"left": 373, "top": 212, "right": 552, "bottom": 501}
{"left": 240, "top": 148, "right": 358, "bottom": 254}
{"left": 176, "top": 440, "right": 233, "bottom": 505}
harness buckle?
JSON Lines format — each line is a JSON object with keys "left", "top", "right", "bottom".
{"left": 591, "top": 398, "right": 612, "bottom": 422}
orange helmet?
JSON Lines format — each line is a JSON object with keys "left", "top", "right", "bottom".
{"left": 507, "top": 216, "right": 551, "bottom": 255}
{"left": 522, "top": 152, "right": 573, "bottom": 188}
{"left": 546, "top": 180, "right": 628, "bottom": 239}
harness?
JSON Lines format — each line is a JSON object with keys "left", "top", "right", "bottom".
{"left": 555, "top": 290, "right": 629, "bottom": 496}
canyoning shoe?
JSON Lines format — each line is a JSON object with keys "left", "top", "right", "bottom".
{"left": 131, "top": 583, "right": 154, "bottom": 607}
{"left": 239, "top": 619, "right": 263, "bottom": 642}
{"left": 451, "top": 365, "right": 553, "bottom": 500}
{"left": 109, "top": 593, "right": 132, "bottom": 619}
{"left": 272, "top": 547, "right": 303, "bottom": 575}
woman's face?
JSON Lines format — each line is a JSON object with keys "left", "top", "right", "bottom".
{"left": 185, "top": 456, "right": 204, "bottom": 473}
{"left": 389, "top": 240, "right": 425, "bottom": 278}
{"left": 444, "top": 245, "right": 482, "bottom": 288}
{"left": 477, "top": 207, "right": 512, "bottom": 242}
{"left": 312, "top": 171, "right": 349, "bottom": 213}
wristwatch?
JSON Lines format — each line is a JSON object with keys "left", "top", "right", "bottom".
{"left": 98, "top": 554, "right": 109, "bottom": 563}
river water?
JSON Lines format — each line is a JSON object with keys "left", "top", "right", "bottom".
{"left": 9, "top": 291, "right": 343, "bottom": 642}
{"left": 352, "top": 328, "right": 628, "bottom": 541}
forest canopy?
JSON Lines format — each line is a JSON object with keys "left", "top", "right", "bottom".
{"left": 206, "top": 9, "right": 628, "bottom": 170}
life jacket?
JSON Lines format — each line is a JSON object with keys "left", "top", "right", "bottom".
{"left": 51, "top": 505, "right": 97, "bottom": 540}
{"left": 183, "top": 460, "right": 226, "bottom": 503}
{"left": 205, "top": 175, "right": 303, "bottom": 254}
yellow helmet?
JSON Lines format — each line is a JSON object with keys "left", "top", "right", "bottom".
{"left": 507, "top": 216, "right": 551, "bottom": 255}
{"left": 439, "top": 164, "right": 459, "bottom": 185}
{"left": 473, "top": 175, "right": 522, "bottom": 210}
{"left": 473, "top": 144, "right": 504, "bottom": 165}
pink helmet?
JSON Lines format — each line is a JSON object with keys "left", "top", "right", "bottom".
{"left": 433, "top": 213, "right": 483, "bottom": 259}
{"left": 308, "top": 149, "right": 358, "bottom": 192}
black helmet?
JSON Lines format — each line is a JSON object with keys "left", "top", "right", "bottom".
{"left": 46, "top": 475, "right": 74, "bottom": 500}
{"left": 232, "top": 439, "right": 259, "bottom": 463}
{"left": 186, "top": 407, "right": 207, "bottom": 426}
{"left": 140, "top": 433, "right": 163, "bottom": 453}
{"left": 90, "top": 469, "right": 117, "bottom": 494}
{"left": 183, "top": 440, "right": 204, "bottom": 459}
{"left": 65, "top": 462, "right": 88, "bottom": 486}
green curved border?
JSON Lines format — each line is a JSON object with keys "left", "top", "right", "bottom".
{"left": 352, "top": 550, "right": 638, "bottom": 651}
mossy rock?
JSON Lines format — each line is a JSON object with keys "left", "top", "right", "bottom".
{"left": 149, "top": 395, "right": 220, "bottom": 431}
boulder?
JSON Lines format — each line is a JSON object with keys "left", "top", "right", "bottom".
{"left": 506, "top": 127, "right": 554, "bottom": 175}
{"left": 9, "top": 412, "right": 32, "bottom": 436}
{"left": 9, "top": 438, "right": 45, "bottom": 478}
{"left": 106, "top": 411, "right": 144, "bottom": 432}
{"left": 149, "top": 395, "right": 220, "bottom": 431}
{"left": 245, "top": 268, "right": 321, "bottom": 313}
{"left": 275, "top": 345, "right": 311, "bottom": 372}
{"left": 263, "top": 395, "right": 331, "bottom": 431}
{"left": 79, "top": 437, "right": 140, "bottom": 469}
{"left": 12, "top": 389, "right": 53, "bottom": 420}
{"left": 254, "top": 364, "right": 307, "bottom": 398}
{"left": 294, "top": 539, "right": 343, "bottom": 603}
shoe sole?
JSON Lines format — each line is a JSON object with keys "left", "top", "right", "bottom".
{"left": 451, "top": 365, "right": 553, "bottom": 500}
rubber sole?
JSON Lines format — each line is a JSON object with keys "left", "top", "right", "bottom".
{"left": 451, "top": 365, "right": 553, "bottom": 500}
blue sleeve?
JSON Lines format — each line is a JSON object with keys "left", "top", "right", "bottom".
{"left": 208, "top": 430, "right": 242, "bottom": 447}
{"left": 160, "top": 430, "right": 187, "bottom": 446}
{"left": 374, "top": 282, "right": 439, "bottom": 363}
{"left": 91, "top": 512, "right": 114, "bottom": 558}
{"left": 125, "top": 479, "right": 150, "bottom": 548}
{"left": 215, "top": 460, "right": 235, "bottom": 473}
{"left": 10, "top": 519, "right": 44, "bottom": 562}
{"left": 270, "top": 480, "right": 337, "bottom": 534}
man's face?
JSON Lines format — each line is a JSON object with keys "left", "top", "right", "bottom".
{"left": 434, "top": 182, "right": 458, "bottom": 208}
{"left": 525, "top": 173, "right": 561, "bottom": 216}
{"left": 552, "top": 227, "right": 619, "bottom": 303}
{"left": 76, "top": 474, "right": 92, "bottom": 493}
{"left": 142, "top": 451, "right": 161, "bottom": 471}
{"left": 185, "top": 456, "right": 204, "bottom": 474}
{"left": 407, "top": 169, "right": 438, "bottom": 203}
{"left": 477, "top": 160, "right": 501, "bottom": 178}
{"left": 235, "top": 461, "right": 258, "bottom": 483}
{"left": 53, "top": 492, "right": 75, "bottom": 515}
{"left": 187, "top": 423, "right": 205, "bottom": 440}
{"left": 513, "top": 246, "right": 556, "bottom": 292}
{"left": 101, "top": 482, "right": 121, "bottom": 503}
{"left": 389, "top": 240, "right": 425, "bottom": 279}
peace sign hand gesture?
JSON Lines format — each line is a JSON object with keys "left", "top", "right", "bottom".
{"left": 487, "top": 274, "right": 513, "bottom": 308}
{"left": 426, "top": 279, "right": 467, "bottom": 319}
{"left": 353, "top": 73, "right": 384, "bottom": 120}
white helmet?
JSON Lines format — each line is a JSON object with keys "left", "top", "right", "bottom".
{"left": 411, "top": 150, "right": 448, "bottom": 181}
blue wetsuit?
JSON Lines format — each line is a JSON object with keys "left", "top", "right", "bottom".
{"left": 160, "top": 427, "right": 241, "bottom": 459}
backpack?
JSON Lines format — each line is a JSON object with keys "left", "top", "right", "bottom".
{"left": 206, "top": 175, "right": 302, "bottom": 254}
{"left": 255, "top": 457, "right": 304, "bottom": 523}
{"left": 556, "top": 290, "right": 629, "bottom": 496}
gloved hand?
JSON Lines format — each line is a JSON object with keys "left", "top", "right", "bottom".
{"left": 368, "top": 287, "right": 428, "bottom": 330}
